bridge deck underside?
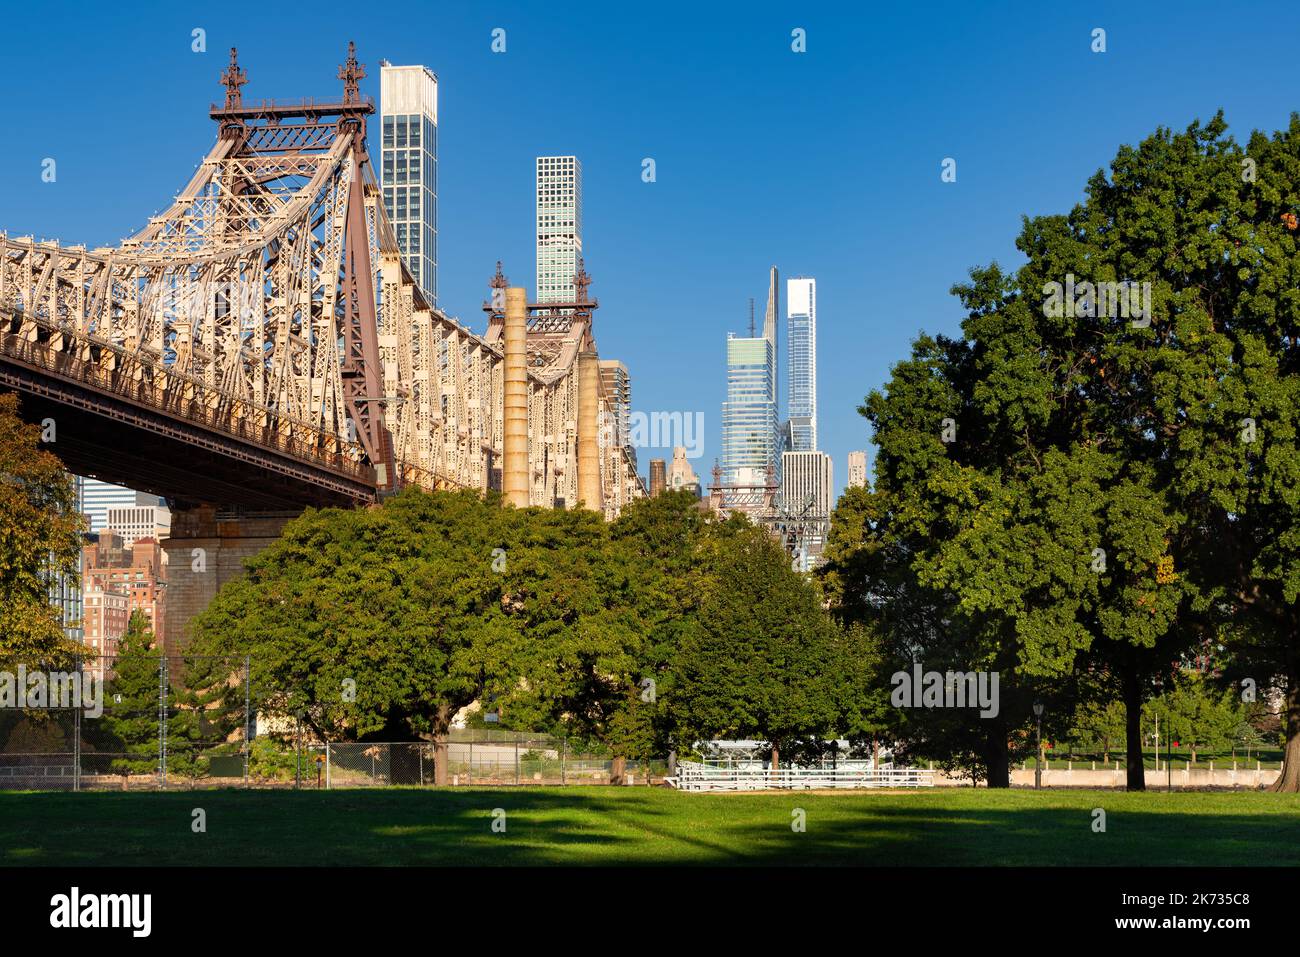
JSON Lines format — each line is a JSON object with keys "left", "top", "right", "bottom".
{"left": 2, "top": 355, "right": 371, "bottom": 511}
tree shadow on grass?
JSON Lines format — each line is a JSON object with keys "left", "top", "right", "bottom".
{"left": 2, "top": 788, "right": 1298, "bottom": 867}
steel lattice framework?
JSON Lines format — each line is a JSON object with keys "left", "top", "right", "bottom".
{"left": 0, "top": 45, "right": 643, "bottom": 516}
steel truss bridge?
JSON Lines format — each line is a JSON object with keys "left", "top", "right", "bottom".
{"left": 1, "top": 45, "right": 643, "bottom": 517}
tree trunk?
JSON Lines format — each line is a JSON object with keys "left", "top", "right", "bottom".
{"left": 610, "top": 755, "right": 626, "bottom": 786}
{"left": 1271, "top": 663, "right": 1300, "bottom": 793}
{"left": 432, "top": 704, "right": 451, "bottom": 787}
{"left": 983, "top": 721, "right": 1010, "bottom": 788}
{"left": 1123, "top": 668, "right": 1146, "bottom": 792}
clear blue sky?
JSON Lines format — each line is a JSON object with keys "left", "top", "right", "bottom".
{"left": 4, "top": 1, "right": 1298, "bottom": 496}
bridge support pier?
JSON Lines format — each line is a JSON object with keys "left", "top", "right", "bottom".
{"left": 162, "top": 506, "right": 300, "bottom": 655}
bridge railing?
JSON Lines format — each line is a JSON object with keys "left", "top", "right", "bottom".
{"left": 670, "top": 761, "right": 936, "bottom": 792}
{"left": 1, "top": 323, "right": 372, "bottom": 483}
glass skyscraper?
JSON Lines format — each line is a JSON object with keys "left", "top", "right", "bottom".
{"left": 721, "top": 333, "right": 777, "bottom": 485}
{"left": 536, "top": 156, "right": 582, "bottom": 303}
{"left": 786, "top": 277, "right": 817, "bottom": 451}
{"left": 722, "top": 268, "right": 780, "bottom": 486}
{"left": 380, "top": 63, "right": 438, "bottom": 306}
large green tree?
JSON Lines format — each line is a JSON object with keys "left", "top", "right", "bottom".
{"left": 826, "top": 112, "right": 1300, "bottom": 790}
{"left": 191, "top": 489, "right": 523, "bottom": 784}
{"left": 0, "top": 392, "right": 83, "bottom": 663}
{"left": 670, "top": 518, "right": 858, "bottom": 768}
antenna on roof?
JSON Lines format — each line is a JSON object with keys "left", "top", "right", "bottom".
{"left": 748, "top": 298, "right": 756, "bottom": 338}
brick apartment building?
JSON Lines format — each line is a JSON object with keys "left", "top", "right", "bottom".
{"left": 82, "top": 531, "right": 167, "bottom": 652}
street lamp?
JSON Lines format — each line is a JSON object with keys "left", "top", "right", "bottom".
{"left": 1033, "top": 701, "right": 1045, "bottom": 790}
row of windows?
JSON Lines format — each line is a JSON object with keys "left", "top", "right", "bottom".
{"left": 384, "top": 186, "right": 435, "bottom": 224}
{"left": 382, "top": 150, "right": 436, "bottom": 188}
{"left": 382, "top": 114, "right": 436, "bottom": 152}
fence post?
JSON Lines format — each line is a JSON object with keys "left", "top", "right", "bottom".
{"left": 326, "top": 741, "right": 331, "bottom": 790}
{"left": 515, "top": 737, "right": 519, "bottom": 786}
{"left": 158, "top": 655, "right": 167, "bottom": 789}
{"left": 243, "top": 655, "right": 251, "bottom": 788}
{"left": 561, "top": 734, "right": 567, "bottom": 786}
{"left": 468, "top": 735, "right": 473, "bottom": 786}
{"left": 73, "top": 690, "right": 81, "bottom": 792}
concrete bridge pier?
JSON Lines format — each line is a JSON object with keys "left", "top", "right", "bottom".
{"left": 162, "top": 506, "right": 300, "bottom": 655}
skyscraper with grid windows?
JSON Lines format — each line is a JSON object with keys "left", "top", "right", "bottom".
{"left": 380, "top": 63, "right": 438, "bottom": 305}
{"left": 786, "top": 277, "right": 817, "bottom": 451}
{"left": 536, "top": 156, "right": 582, "bottom": 303}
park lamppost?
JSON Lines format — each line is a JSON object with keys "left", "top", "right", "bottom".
{"left": 1033, "top": 701, "right": 1045, "bottom": 790}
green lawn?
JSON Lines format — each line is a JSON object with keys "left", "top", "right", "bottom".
{"left": 2, "top": 787, "right": 1298, "bottom": 866}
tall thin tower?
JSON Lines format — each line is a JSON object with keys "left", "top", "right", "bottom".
{"left": 721, "top": 267, "right": 780, "bottom": 486}
{"left": 786, "top": 277, "right": 817, "bottom": 451}
{"left": 379, "top": 62, "right": 438, "bottom": 305}
{"left": 536, "top": 156, "right": 582, "bottom": 302}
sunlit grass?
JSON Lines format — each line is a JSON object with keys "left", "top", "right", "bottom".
{"left": 2, "top": 786, "right": 1297, "bottom": 866}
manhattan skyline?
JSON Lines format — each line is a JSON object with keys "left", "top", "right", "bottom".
{"left": 4, "top": 1, "right": 1298, "bottom": 498}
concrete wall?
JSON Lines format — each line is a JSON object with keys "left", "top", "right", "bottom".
{"left": 934, "top": 765, "right": 1280, "bottom": 789}
{"left": 162, "top": 506, "right": 298, "bottom": 654}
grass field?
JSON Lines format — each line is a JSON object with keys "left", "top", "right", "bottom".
{"left": 4, "top": 787, "right": 1299, "bottom": 866}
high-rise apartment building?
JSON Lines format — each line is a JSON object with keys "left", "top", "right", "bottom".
{"left": 722, "top": 268, "right": 780, "bottom": 486}
{"left": 83, "top": 532, "right": 167, "bottom": 649}
{"left": 786, "top": 277, "right": 817, "bottom": 451}
{"left": 82, "top": 585, "right": 131, "bottom": 673}
{"left": 781, "top": 450, "right": 833, "bottom": 571}
{"left": 846, "top": 450, "right": 868, "bottom": 489}
{"left": 600, "top": 360, "right": 632, "bottom": 457}
{"left": 380, "top": 62, "right": 438, "bottom": 305}
{"left": 536, "top": 156, "right": 582, "bottom": 303}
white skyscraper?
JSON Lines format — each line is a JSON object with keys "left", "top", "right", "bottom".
{"left": 536, "top": 156, "right": 582, "bottom": 303}
{"left": 380, "top": 63, "right": 438, "bottom": 305}
{"left": 786, "top": 277, "right": 817, "bottom": 452}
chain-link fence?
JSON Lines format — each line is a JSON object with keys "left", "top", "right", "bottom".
{"left": 315, "top": 732, "right": 669, "bottom": 788}
{"left": 1, "top": 658, "right": 666, "bottom": 790}
{"left": 0, "top": 654, "right": 252, "bottom": 791}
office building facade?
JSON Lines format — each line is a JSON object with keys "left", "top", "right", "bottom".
{"left": 81, "top": 478, "right": 159, "bottom": 533}
{"left": 781, "top": 450, "right": 833, "bottom": 571}
{"left": 106, "top": 504, "right": 172, "bottom": 549}
{"left": 380, "top": 63, "right": 438, "bottom": 305}
{"left": 536, "top": 156, "right": 582, "bottom": 303}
